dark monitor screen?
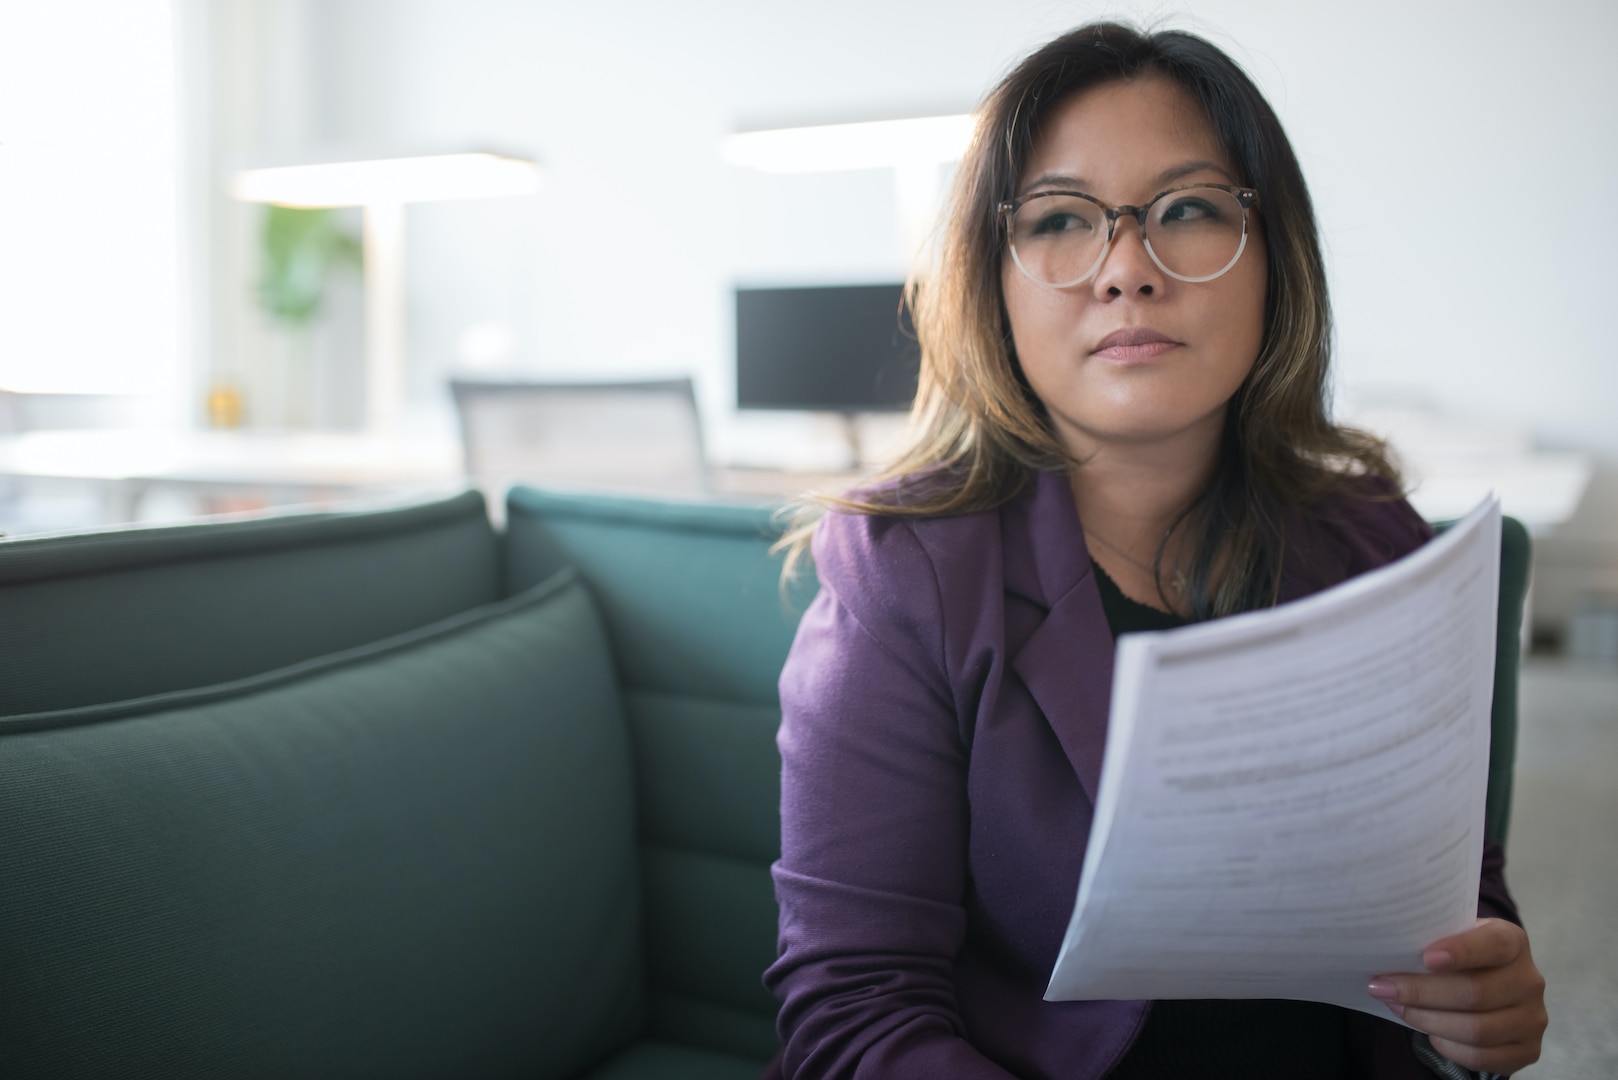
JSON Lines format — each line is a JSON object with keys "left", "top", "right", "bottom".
{"left": 736, "top": 283, "right": 920, "bottom": 412}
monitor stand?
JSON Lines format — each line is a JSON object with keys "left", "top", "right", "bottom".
{"left": 835, "top": 411, "right": 909, "bottom": 471}
{"left": 838, "top": 412, "right": 866, "bottom": 470}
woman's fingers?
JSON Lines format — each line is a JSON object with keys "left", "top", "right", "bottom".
{"left": 1400, "top": 1001, "right": 1525, "bottom": 1048}
{"left": 1371, "top": 967, "right": 1522, "bottom": 1012}
{"left": 1366, "top": 917, "right": 1547, "bottom": 1074}
{"left": 1419, "top": 917, "right": 1523, "bottom": 972}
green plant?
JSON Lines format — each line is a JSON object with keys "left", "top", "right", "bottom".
{"left": 257, "top": 205, "right": 362, "bottom": 325}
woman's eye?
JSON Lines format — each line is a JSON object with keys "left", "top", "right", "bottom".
{"left": 1031, "top": 211, "right": 1091, "bottom": 236}
{"left": 1161, "top": 198, "right": 1219, "bottom": 224}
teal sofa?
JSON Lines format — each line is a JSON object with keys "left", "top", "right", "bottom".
{"left": 0, "top": 486, "right": 1529, "bottom": 1078}
{"left": 0, "top": 487, "right": 810, "bottom": 1079}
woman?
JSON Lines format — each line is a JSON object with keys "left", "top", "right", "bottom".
{"left": 764, "top": 21, "right": 1546, "bottom": 1080}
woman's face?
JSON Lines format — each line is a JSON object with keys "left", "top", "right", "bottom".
{"left": 1001, "top": 76, "right": 1267, "bottom": 459}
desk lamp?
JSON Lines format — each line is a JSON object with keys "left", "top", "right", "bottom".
{"left": 232, "top": 152, "right": 542, "bottom": 433}
{"left": 722, "top": 115, "right": 972, "bottom": 261}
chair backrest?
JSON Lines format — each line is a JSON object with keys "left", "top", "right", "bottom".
{"left": 451, "top": 378, "right": 708, "bottom": 499}
{"left": 503, "top": 486, "right": 815, "bottom": 1063}
{"left": 0, "top": 390, "right": 19, "bottom": 435}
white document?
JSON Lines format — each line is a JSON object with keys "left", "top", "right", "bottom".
{"left": 1046, "top": 495, "right": 1502, "bottom": 1020}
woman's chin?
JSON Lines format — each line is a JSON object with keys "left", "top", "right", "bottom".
{"left": 1056, "top": 410, "right": 1229, "bottom": 456}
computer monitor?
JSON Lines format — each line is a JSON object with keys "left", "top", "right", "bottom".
{"left": 735, "top": 283, "right": 920, "bottom": 413}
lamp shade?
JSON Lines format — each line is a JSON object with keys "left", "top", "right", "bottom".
{"left": 231, "top": 152, "right": 541, "bottom": 208}
{"left": 722, "top": 115, "right": 973, "bottom": 173}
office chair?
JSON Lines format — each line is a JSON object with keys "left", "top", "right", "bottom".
{"left": 449, "top": 377, "right": 709, "bottom": 501}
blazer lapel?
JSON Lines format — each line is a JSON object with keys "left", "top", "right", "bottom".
{"left": 1005, "top": 471, "right": 1115, "bottom": 806}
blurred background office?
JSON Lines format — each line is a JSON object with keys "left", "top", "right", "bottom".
{"left": 4, "top": 0, "right": 1614, "bottom": 648}
{"left": 1, "top": 1, "right": 1614, "bottom": 1073}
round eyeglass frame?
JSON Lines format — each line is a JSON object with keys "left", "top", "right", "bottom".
{"left": 998, "top": 183, "right": 1260, "bottom": 287}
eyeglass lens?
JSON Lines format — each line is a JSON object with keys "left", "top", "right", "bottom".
{"left": 1008, "top": 187, "right": 1247, "bottom": 285}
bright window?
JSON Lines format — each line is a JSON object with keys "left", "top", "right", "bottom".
{"left": 0, "top": 0, "right": 181, "bottom": 397}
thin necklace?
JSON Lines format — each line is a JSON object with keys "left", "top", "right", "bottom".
{"left": 1085, "top": 527, "right": 1190, "bottom": 596}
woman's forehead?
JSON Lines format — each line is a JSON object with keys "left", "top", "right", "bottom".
{"left": 1020, "top": 76, "right": 1234, "bottom": 195}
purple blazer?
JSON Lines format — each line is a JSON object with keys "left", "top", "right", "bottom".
{"left": 765, "top": 469, "right": 1519, "bottom": 1080}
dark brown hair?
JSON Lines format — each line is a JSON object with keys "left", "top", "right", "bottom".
{"left": 780, "top": 21, "right": 1398, "bottom": 618}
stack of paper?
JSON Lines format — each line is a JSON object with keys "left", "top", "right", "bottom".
{"left": 1046, "top": 496, "right": 1502, "bottom": 1020}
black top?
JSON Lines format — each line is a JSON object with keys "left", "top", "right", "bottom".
{"left": 1090, "top": 557, "right": 1190, "bottom": 634}
{"left": 1091, "top": 559, "right": 1354, "bottom": 1080}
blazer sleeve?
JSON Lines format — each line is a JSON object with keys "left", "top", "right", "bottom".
{"left": 764, "top": 510, "right": 1015, "bottom": 1080}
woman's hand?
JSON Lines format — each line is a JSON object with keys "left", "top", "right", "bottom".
{"left": 1368, "top": 918, "right": 1547, "bottom": 1075}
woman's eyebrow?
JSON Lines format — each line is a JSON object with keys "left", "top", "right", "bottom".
{"left": 1023, "top": 171, "right": 1089, "bottom": 192}
{"left": 1156, "top": 159, "right": 1235, "bottom": 186}
{"left": 1021, "top": 160, "right": 1236, "bottom": 195}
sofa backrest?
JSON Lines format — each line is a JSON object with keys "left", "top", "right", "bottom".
{"left": 1485, "top": 514, "right": 1531, "bottom": 848}
{"left": 505, "top": 487, "right": 815, "bottom": 1063}
{"left": 0, "top": 491, "right": 500, "bottom": 718}
{"left": 0, "top": 570, "right": 644, "bottom": 1078}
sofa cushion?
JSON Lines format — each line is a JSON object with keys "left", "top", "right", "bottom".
{"left": 505, "top": 490, "right": 813, "bottom": 705}
{"left": 505, "top": 488, "right": 816, "bottom": 1061}
{"left": 576, "top": 1039, "right": 767, "bottom": 1080}
{"left": 0, "top": 490, "right": 500, "bottom": 717}
{"left": 0, "top": 570, "right": 640, "bottom": 1079}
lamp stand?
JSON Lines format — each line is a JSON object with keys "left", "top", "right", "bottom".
{"left": 363, "top": 201, "right": 406, "bottom": 434}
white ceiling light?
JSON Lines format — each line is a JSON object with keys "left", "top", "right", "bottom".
{"left": 231, "top": 151, "right": 541, "bottom": 208}
{"left": 722, "top": 115, "right": 974, "bottom": 173}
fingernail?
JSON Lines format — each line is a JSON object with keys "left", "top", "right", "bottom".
{"left": 1384, "top": 1002, "right": 1405, "bottom": 1019}
{"left": 1366, "top": 979, "right": 1399, "bottom": 1001}
{"left": 1423, "top": 949, "right": 1455, "bottom": 971}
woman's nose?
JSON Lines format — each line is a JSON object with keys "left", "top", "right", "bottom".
{"left": 1091, "top": 221, "right": 1165, "bottom": 299}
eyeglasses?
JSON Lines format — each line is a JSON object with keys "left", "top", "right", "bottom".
{"left": 999, "top": 183, "right": 1259, "bottom": 287}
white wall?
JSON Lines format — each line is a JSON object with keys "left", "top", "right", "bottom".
{"left": 241, "top": 0, "right": 1617, "bottom": 620}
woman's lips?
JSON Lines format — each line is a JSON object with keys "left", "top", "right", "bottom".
{"left": 1090, "top": 327, "right": 1182, "bottom": 363}
{"left": 1092, "top": 340, "right": 1180, "bottom": 363}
